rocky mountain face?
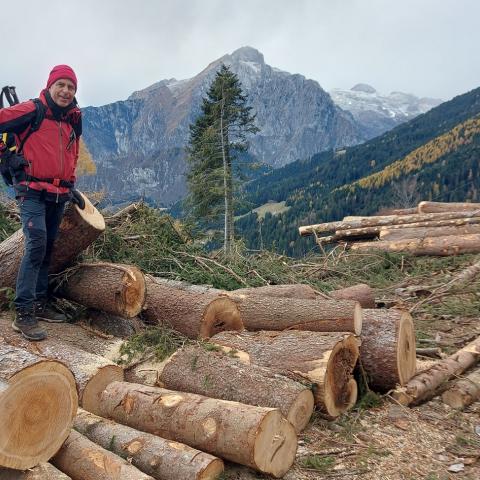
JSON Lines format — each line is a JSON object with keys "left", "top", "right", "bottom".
{"left": 330, "top": 84, "right": 442, "bottom": 139}
{"left": 80, "top": 47, "right": 364, "bottom": 205}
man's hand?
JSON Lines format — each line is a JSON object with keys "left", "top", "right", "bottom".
{"left": 71, "top": 188, "right": 85, "bottom": 210}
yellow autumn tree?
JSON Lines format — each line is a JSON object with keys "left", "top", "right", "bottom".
{"left": 76, "top": 138, "right": 96, "bottom": 176}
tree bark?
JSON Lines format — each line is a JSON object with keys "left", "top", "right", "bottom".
{"left": 100, "top": 381, "right": 297, "bottom": 478}
{"left": 149, "top": 277, "right": 224, "bottom": 295}
{"left": 349, "top": 234, "right": 480, "bottom": 256}
{"left": 229, "top": 295, "right": 362, "bottom": 335}
{"left": 51, "top": 430, "right": 154, "bottom": 480}
{"left": 0, "top": 319, "right": 123, "bottom": 415}
{"left": 330, "top": 284, "right": 375, "bottom": 308}
{"left": 441, "top": 367, "right": 480, "bottom": 410}
{"left": 0, "top": 344, "right": 77, "bottom": 470}
{"left": 0, "top": 463, "right": 71, "bottom": 480}
{"left": 234, "top": 284, "right": 318, "bottom": 300}
{"left": 74, "top": 408, "right": 224, "bottom": 480}
{"left": 158, "top": 344, "right": 314, "bottom": 432}
{"left": 211, "top": 330, "right": 359, "bottom": 417}
{"left": 392, "top": 335, "right": 480, "bottom": 406}
{"left": 418, "top": 201, "right": 480, "bottom": 214}
{"left": 0, "top": 192, "right": 105, "bottom": 292}
{"left": 379, "top": 224, "right": 480, "bottom": 242}
{"left": 360, "top": 309, "right": 416, "bottom": 391}
{"left": 57, "top": 263, "right": 146, "bottom": 318}
{"left": 299, "top": 210, "right": 480, "bottom": 236}
{"left": 143, "top": 276, "right": 243, "bottom": 338}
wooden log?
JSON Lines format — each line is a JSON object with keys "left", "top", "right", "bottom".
{"left": 330, "top": 284, "right": 375, "bottom": 308}
{"left": 143, "top": 276, "right": 243, "bottom": 339}
{"left": 377, "top": 207, "right": 419, "bottom": 215}
{"left": 150, "top": 277, "right": 224, "bottom": 295}
{"left": 0, "top": 192, "right": 105, "bottom": 292}
{"left": 234, "top": 284, "right": 317, "bottom": 299}
{"left": 0, "top": 463, "right": 71, "bottom": 480}
{"left": 0, "top": 345, "right": 77, "bottom": 470}
{"left": 392, "top": 335, "right": 480, "bottom": 406}
{"left": 299, "top": 210, "right": 480, "bottom": 236}
{"left": 379, "top": 224, "right": 480, "bottom": 242}
{"left": 229, "top": 294, "right": 362, "bottom": 335}
{"left": 0, "top": 319, "right": 123, "bottom": 415}
{"left": 360, "top": 309, "right": 416, "bottom": 391}
{"left": 349, "top": 234, "right": 480, "bottom": 256}
{"left": 51, "top": 430, "right": 154, "bottom": 480}
{"left": 57, "top": 263, "right": 146, "bottom": 318}
{"left": 157, "top": 344, "right": 314, "bottom": 432}
{"left": 441, "top": 367, "right": 480, "bottom": 409}
{"left": 418, "top": 201, "right": 480, "bottom": 214}
{"left": 211, "top": 330, "right": 359, "bottom": 417}
{"left": 74, "top": 408, "right": 224, "bottom": 480}
{"left": 100, "top": 381, "right": 297, "bottom": 478}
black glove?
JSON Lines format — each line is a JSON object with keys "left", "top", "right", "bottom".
{"left": 71, "top": 188, "right": 85, "bottom": 210}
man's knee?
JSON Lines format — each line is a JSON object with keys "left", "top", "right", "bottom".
{"left": 25, "top": 228, "right": 47, "bottom": 268}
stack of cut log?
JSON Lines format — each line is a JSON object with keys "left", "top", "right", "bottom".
{"left": 299, "top": 201, "right": 480, "bottom": 256}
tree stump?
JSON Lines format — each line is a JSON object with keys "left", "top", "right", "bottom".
{"left": 74, "top": 409, "right": 224, "bottom": 480}
{"left": 100, "top": 381, "right": 297, "bottom": 478}
{"left": 360, "top": 309, "right": 416, "bottom": 391}
{"left": 211, "top": 330, "right": 359, "bottom": 417}
{"left": 158, "top": 344, "right": 314, "bottom": 432}
{"left": 0, "top": 344, "right": 77, "bottom": 470}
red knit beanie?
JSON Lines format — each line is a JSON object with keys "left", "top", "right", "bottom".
{"left": 46, "top": 65, "right": 77, "bottom": 90}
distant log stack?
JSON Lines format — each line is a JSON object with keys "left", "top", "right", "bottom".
{"left": 0, "top": 345, "right": 78, "bottom": 470}
{"left": 56, "top": 263, "right": 146, "bottom": 318}
{"left": 157, "top": 344, "right": 315, "bottom": 432}
{"left": 211, "top": 330, "right": 359, "bottom": 418}
{"left": 360, "top": 309, "right": 416, "bottom": 391}
{"left": 299, "top": 201, "right": 480, "bottom": 256}
{"left": 100, "top": 381, "right": 297, "bottom": 478}
{"left": 143, "top": 276, "right": 243, "bottom": 338}
{"left": 0, "top": 192, "right": 105, "bottom": 293}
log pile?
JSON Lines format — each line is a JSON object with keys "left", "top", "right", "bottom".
{"left": 299, "top": 200, "right": 480, "bottom": 256}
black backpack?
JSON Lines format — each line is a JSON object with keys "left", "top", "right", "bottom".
{"left": 0, "top": 86, "right": 45, "bottom": 186}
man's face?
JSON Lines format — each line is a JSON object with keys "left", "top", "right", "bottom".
{"left": 49, "top": 78, "right": 76, "bottom": 107}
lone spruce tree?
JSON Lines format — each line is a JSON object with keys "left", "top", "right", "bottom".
{"left": 187, "top": 64, "right": 258, "bottom": 254}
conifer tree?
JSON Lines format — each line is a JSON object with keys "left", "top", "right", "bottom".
{"left": 186, "top": 64, "right": 258, "bottom": 254}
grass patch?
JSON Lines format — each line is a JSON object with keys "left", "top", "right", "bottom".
{"left": 299, "top": 454, "right": 335, "bottom": 471}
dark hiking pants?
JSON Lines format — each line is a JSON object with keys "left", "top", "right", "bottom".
{"left": 15, "top": 196, "right": 65, "bottom": 311}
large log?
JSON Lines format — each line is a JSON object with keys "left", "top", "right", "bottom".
{"left": 74, "top": 409, "right": 224, "bottom": 480}
{"left": 418, "top": 201, "right": 480, "bottom": 214}
{"left": 51, "top": 430, "right": 154, "bottom": 480}
{"left": 360, "top": 309, "right": 416, "bottom": 391}
{"left": 234, "top": 284, "right": 318, "bottom": 299}
{"left": 157, "top": 344, "right": 314, "bottom": 432}
{"left": 100, "top": 381, "right": 297, "bottom": 478}
{"left": 0, "top": 319, "right": 123, "bottom": 415}
{"left": 329, "top": 284, "right": 375, "bottom": 308}
{"left": 57, "top": 263, "right": 146, "bottom": 318}
{"left": 349, "top": 234, "right": 480, "bottom": 256}
{"left": 392, "top": 336, "right": 480, "bottom": 406}
{"left": 0, "top": 344, "right": 77, "bottom": 470}
{"left": 229, "top": 294, "right": 362, "bottom": 335}
{"left": 299, "top": 210, "right": 480, "bottom": 236}
{"left": 143, "top": 276, "right": 243, "bottom": 338}
{"left": 0, "top": 463, "right": 71, "bottom": 480}
{"left": 441, "top": 367, "right": 480, "bottom": 409}
{"left": 211, "top": 330, "right": 359, "bottom": 417}
{"left": 379, "top": 224, "right": 480, "bottom": 242}
{"left": 0, "top": 192, "right": 105, "bottom": 291}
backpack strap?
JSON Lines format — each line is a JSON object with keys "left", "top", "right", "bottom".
{"left": 0, "top": 86, "right": 19, "bottom": 108}
{"left": 17, "top": 99, "right": 46, "bottom": 154}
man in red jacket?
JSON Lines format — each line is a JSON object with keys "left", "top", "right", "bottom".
{"left": 0, "top": 65, "right": 83, "bottom": 340}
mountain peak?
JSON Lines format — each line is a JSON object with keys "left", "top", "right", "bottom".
{"left": 351, "top": 83, "right": 377, "bottom": 94}
{"left": 230, "top": 46, "right": 265, "bottom": 64}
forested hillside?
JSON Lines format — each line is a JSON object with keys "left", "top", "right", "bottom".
{"left": 237, "top": 87, "right": 480, "bottom": 256}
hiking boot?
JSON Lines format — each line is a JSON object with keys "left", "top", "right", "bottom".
{"left": 12, "top": 309, "right": 47, "bottom": 341}
{"left": 34, "top": 300, "right": 67, "bottom": 323}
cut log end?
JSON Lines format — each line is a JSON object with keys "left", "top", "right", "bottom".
{"left": 122, "top": 267, "right": 146, "bottom": 317}
{"left": 253, "top": 410, "right": 297, "bottom": 478}
{"left": 287, "top": 389, "right": 315, "bottom": 432}
{"left": 0, "top": 361, "right": 77, "bottom": 470}
{"left": 354, "top": 302, "right": 363, "bottom": 335}
{"left": 324, "top": 336, "right": 359, "bottom": 417}
{"left": 200, "top": 297, "right": 243, "bottom": 338}
{"left": 74, "top": 193, "right": 105, "bottom": 232}
{"left": 199, "top": 459, "right": 225, "bottom": 480}
{"left": 397, "top": 311, "right": 417, "bottom": 385}
{"left": 82, "top": 365, "right": 124, "bottom": 416}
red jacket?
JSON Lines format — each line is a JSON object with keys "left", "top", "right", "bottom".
{"left": 0, "top": 90, "right": 81, "bottom": 195}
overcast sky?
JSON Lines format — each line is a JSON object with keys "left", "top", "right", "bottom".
{"left": 4, "top": 0, "right": 478, "bottom": 107}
